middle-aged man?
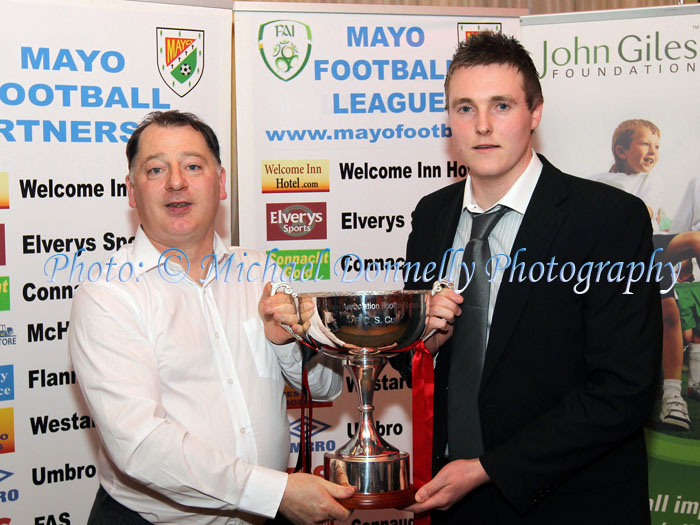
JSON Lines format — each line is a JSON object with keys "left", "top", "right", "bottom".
{"left": 395, "top": 32, "right": 662, "bottom": 524}
{"left": 69, "top": 110, "right": 354, "bottom": 524}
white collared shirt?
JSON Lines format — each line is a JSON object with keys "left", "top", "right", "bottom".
{"left": 69, "top": 228, "right": 342, "bottom": 524}
{"left": 450, "top": 152, "right": 543, "bottom": 331}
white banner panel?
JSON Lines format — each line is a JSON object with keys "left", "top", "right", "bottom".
{"left": 521, "top": 6, "right": 700, "bottom": 524}
{"left": 0, "top": 0, "right": 231, "bottom": 522}
{"left": 234, "top": 4, "right": 523, "bottom": 524}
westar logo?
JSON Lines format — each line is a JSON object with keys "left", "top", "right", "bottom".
{"left": 289, "top": 417, "right": 331, "bottom": 439}
{"left": 258, "top": 20, "right": 312, "bottom": 81}
{"left": 0, "top": 408, "right": 15, "bottom": 454}
{"left": 267, "top": 202, "right": 327, "bottom": 241}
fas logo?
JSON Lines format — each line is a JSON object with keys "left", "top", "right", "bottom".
{"left": 157, "top": 27, "right": 204, "bottom": 97}
{"left": 258, "top": 20, "right": 312, "bottom": 81}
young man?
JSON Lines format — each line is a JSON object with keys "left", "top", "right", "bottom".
{"left": 68, "top": 111, "right": 354, "bottom": 524}
{"left": 399, "top": 33, "right": 662, "bottom": 523}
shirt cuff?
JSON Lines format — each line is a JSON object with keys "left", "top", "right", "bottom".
{"left": 269, "top": 340, "right": 300, "bottom": 365}
{"left": 238, "top": 465, "right": 289, "bottom": 518}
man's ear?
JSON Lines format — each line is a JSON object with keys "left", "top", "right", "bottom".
{"left": 126, "top": 174, "right": 137, "bottom": 209}
{"left": 218, "top": 167, "right": 227, "bottom": 201}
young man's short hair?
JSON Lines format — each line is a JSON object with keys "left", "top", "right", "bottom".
{"left": 126, "top": 110, "right": 221, "bottom": 172}
{"left": 610, "top": 119, "right": 660, "bottom": 172}
{"left": 444, "top": 31, "right": 543, "bottom": 111}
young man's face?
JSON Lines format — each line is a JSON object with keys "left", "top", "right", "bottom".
{"left": 448, "top": 64, "right": 542, "bottom": 187}
{"left": 616, "top": 127, "right": 660, "bottom": 174}
{"left": 126, "top": 124, "right": 226, "bottom": 253}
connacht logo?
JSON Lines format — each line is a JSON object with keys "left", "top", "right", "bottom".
{"left": 258, "top": 20, "right": 312, "bottom": 81}
{"left": 157, "top": 27, "right": 204, "bottom": 97}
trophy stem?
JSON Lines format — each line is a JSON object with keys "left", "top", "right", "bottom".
{"left": 337, "top": 355, "right": 398, "bottom": 457}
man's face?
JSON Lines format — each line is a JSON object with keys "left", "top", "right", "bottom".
{"left": 126, "top": 124, "right": 226, "bottom": 253}
{"left": 447, "top": 64, "right": 542, "bottom": 186}
{"left": 616, "top": 127, "right": 660, "bottom": 174}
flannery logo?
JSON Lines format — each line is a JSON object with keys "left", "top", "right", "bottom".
{"left": 457, "top": 22, "right": 502, "bottom": 44}
{"left": 289, "top": 417, "right": 331, "bottom": 438}
{"left": 157, "top": 27, "right": 204, "bottom": 97}
{"left": 266, "top": 202, "right": 327, "bottom": 241}
{"left": 258, "top": 20, "right": 312, "bottom": 81}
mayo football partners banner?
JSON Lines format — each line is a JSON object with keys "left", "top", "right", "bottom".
{"left": 0, "top": 0, "right": 231, "bottom": 522}
{"left": 233, "top": 4, "right": 523, "bottom": 524}
{"left": 521, "top": 6, "right": 700, "bottom": 524}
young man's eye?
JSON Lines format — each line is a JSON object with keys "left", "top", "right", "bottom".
{"left": 497, "top": 103, "right": 510, "bottom": 110}
{"left": 458, "top": 106, "right": 472, "bottom": 113}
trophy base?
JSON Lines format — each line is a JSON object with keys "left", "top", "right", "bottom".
{"left": 324, "top": 451, "right": 415, "bottom": 509}
{"left": 340, "top": 486, "right": 416, "bottom": 510}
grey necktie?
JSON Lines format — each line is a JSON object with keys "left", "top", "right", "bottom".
{"left": 447, "top": 205, "right": 509, "bottom": 459}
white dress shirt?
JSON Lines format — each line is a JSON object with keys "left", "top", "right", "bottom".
{"left": 450, "top": 152, "right": 543, "bottom": 332}
{"left": 69, "top": 228, "right": 342, "bottom": 524}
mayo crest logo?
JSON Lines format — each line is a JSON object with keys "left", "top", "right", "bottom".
{"left": 457, "top": 22, "right": 502, "bottom": 44}
{"left": 258, "top": 20, "right": 312, "bottom": 81}
{"left": 157, "top": 27, "right": 204, "bottom": 97}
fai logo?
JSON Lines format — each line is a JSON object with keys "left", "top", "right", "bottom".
{"left": 258, "top": 20, "right": 312, "bottom": 81}
{"left": 157, "top": 27, "right": 204, "bottom": 97}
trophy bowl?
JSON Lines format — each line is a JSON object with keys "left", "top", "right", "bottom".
{"left": 298, "top": 289, "right": 430, "bottom": 509}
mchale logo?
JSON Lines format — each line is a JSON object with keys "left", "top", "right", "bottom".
{"left": 284, "top": 385, "right": 332, "bottom": 409}
{"left": 0, "top": 174, "right": 8, "bottom": 209}
{"left": 0, "top": 278, "right": 8, "bottom": 312}
{"left": 267, "top": 202, "right": 327, "bottom": 241}
{"left": 0, "top": 365, "right": 13, "bottom": 402}
{"left": 457, "top": 22, "right": 502, "bottom": 44}
{"left": 0, "top": 407, "right": 15, "bottom": 454}
{"left": 0, "top": 325, "right": 15, "bottom": 346}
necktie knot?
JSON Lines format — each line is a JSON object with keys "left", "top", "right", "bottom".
{"left": 470, "top": 206, "right": 509, "bottom": 240}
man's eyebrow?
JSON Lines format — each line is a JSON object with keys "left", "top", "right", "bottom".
{"left": 450, "top": 95, "right": 518, "bottom": 108}
{"left": 142, "top": 152, "right": 207, "bottom": 163}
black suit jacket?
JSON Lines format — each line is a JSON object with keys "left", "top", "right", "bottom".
{"left": 398, "top": 156, "right": 662, "bottom": 524}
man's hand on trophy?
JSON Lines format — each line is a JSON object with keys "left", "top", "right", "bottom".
{"left": 280, "top": 472, "right": 355, "bottom": 524}
{"left": 259, "top": 282, "right": 313, "bottom": 344}
{"left": 424, "top": 289, "right": 463, "bottom": 355}
{"left": 404, "top": 459, "right": 489, "bottom": 513}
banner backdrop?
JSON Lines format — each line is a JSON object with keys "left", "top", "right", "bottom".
{"left": 0, "top": 0, "right": 231, "bottom": 522}
{"left": 233, "top": 3, "right": 524, "bottom": 523}
{"left": 521, "top": 6, "right": 700, "bottom": 524}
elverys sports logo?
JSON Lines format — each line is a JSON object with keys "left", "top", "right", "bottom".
{"left": 258, "top": 20, "right": 312, "bottom": 81}
{"left": 157, "top": 28, "right": 204, "bottom": 97}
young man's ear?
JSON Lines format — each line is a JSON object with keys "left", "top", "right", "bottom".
{"left": 615, "top": 144, "right": 628, "bottom": 160}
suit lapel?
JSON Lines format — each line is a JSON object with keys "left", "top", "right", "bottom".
{"left": 480, "top": 159, "right": 569, "bottom": 389}
{"left": 434, "top": 180, "right": 467, "bottom": 262}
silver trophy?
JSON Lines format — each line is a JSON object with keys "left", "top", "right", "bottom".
{"left": 273, "top": 284, "right": 441, "bottom": 509}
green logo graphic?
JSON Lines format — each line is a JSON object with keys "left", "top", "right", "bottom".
{"left": 157, "top": 27, "right": 205, "bottom": 97}
{"left": 266, "top": 249, "right": 330, "bottom": 281}
{"left": 0, "top": 277, "right": 9, "bottom": 311}
{"left": 258, "top": 20, "right": 312, "bottom": 82}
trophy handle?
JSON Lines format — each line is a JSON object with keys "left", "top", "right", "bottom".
{"left": 421, "top": 279, "right": 454, "bottom": 342}
{"left": 270, "top": 282, "right": 305, "bottom": 343}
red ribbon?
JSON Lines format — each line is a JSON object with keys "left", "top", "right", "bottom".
{"left": 412, "top": 340, "right": 434, "bottom": 525}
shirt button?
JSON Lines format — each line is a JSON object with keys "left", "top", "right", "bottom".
{"left": 227, "top": 378, "right": 233, "bottom": 385}
{"left": 214, "top": 332, "right": 220, "bottom": 339}
{"left": 240, "top": 427, "right": 246, "bottom": 434}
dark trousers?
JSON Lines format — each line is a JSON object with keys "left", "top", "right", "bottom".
{"left": 88, "top": 486, "right": 152, "bottom": 524}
